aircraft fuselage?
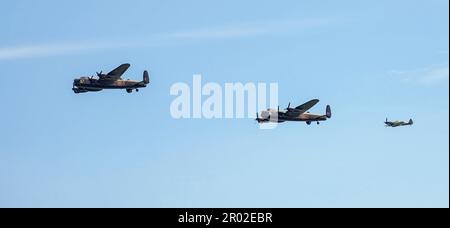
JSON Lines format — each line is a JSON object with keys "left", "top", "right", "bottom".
{"left": 260, "top": 111, "right": 328, "bottom": 123}
{"left": 283, "top": 113, "right": 328, "bottom": 122}
{"left": 73, "top": 77, "right": 147, "bottom": 94}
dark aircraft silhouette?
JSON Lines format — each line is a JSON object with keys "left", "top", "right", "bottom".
{"left": 385, "top": 118, "right": 414, "bottom": 127}
{"left": 256, "top": 99, "right": 332, "bottom": 125}
{"left": 73, "top": 63, "right": 150, "bottom": 94}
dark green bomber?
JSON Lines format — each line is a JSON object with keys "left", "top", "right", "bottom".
{"left": 256, "top": 99, "right": 332, "bottom": 125}
{"left": 73, "top": 63, "right": 150, "bottom": 94}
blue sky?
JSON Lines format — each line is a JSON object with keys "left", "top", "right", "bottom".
{"left": 0, "top": 0, "right": 448, "bottom": 207}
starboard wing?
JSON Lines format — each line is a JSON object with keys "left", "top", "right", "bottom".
{"left": 295, "top": 99, "right": 320, "bottom": 114}
{"left": 105, "top": 63, "right": 131, "bottom": 80}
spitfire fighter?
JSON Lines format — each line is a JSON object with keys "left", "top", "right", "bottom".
{"left": 256, "top": 99, "right": 332, "bottom": 125}
{"left": 73, "top": 63, "right": 150, "bottom": 94}
{"left": 384, "top": 118, "right": 414, "bottom": 127}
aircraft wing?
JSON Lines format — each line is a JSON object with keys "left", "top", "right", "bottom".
{"left": 106, "top": 63, "right": 131, "bottom": 80}
{"left": 386, "top": 121, "right": 400, "bottom": 127}
{"left": 295, "top": 99, "right": 320, "bottom": 114}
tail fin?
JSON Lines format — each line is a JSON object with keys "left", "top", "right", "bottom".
{"left": 409, "top": 119, "right": 413, "bottom": 125}
{"left": 143, "top": 71, "right": 150, "bottom": 84}
{"left": 326, "top": 105, "right": 332, "bottom": 118}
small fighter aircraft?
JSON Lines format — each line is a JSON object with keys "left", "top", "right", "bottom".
{"left": 73, "top": 63, "right": 150, "bottom": 94}
{"left": 385, "top": 118, "right": 414, "bottom": 127}
{"left": 256, "top": 99, "right": 332, "bottom": 125}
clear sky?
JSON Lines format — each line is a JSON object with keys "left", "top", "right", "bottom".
{"left": 0, "top": 0, "right": 448, "bottom": 208}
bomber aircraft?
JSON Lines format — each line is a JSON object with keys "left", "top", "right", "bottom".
{"left": 256, "top": 99, "right": 332, "bottom": 125}
{"left": 384, "top": 118, "right": 414, "bottom": 127}
{"left": 73, "top": 63, "right": 150, "bottom": 94}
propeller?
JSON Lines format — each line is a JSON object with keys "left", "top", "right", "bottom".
{"left": 287, "top": 102, "right": 291, "bottom": 109}
{"left": 96, "top": 71, "right": 103, "bottom": 76}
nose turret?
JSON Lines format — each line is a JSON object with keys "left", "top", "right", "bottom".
{"left": 73, "top": 79, "right": 81, "bottom": 88}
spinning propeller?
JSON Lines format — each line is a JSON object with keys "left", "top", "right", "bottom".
{"left": 286, "top": 102, "right": 295, "bottom": 111}
{"left": 256, "top": 112, "right": 261, "bottom": 124}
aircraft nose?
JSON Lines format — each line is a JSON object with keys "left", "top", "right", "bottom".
{"left": 74, "top": 79, "right": 83, "bottom": 87}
